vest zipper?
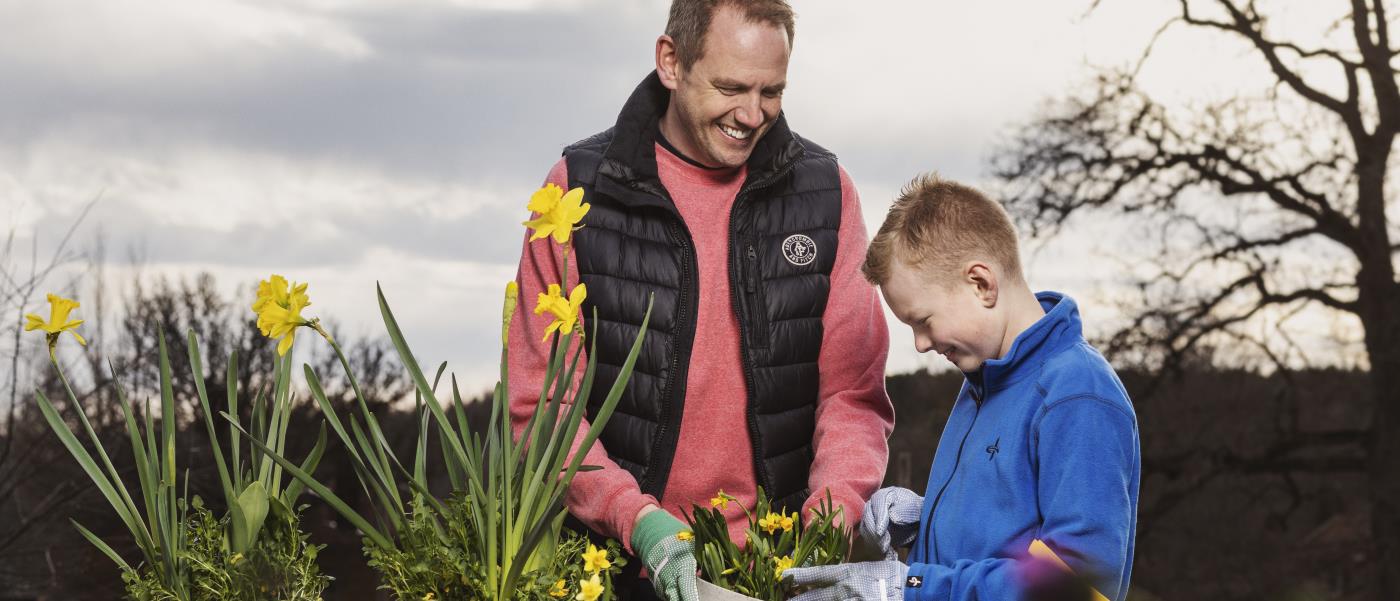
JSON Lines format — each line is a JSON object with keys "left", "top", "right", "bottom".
{"left": 730, "top": 159, "right": 800, "bottom": 507}
{"left": 639, "top": 216, "right": 698, "bottom": 498}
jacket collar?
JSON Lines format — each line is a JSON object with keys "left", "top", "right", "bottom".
{"left": 965, "top": 291, "right": 1083, "bottom": 402}
{"left": 596, "top": 71, "right": 805, "bottom": 209}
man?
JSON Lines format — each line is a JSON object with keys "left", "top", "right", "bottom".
{"left": 509, "top": 2, "right": 894, "bottom": 599}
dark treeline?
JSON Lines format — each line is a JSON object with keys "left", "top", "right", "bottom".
{"left": 0, "top": 273, "right": 1374, "bottom": 601}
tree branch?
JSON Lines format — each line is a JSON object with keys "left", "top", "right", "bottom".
{"left": 1354, "top": 0, "right": 1400, "bottom": 137}
{"left": 1178, "top": 0, "right": 1368, "bottom": 139}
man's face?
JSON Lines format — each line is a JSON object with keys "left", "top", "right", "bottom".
{"left": 660, "top": 6, "right": 790, "bottom": 168}
{"left": 880, "top": 254, "right": 1003, "bottom": 373}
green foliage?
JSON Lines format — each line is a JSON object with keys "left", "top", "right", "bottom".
{"left": 35, "top": 327, "right": 327, "bottom": 600}
{"left": 366, "top": 492, "right": 626, "bottom": 600}
{"left": 243, "top": 283, "right": 653, "bottom": 600}
{"left": 123, "top": 497, "right": 329, "bottom": 601}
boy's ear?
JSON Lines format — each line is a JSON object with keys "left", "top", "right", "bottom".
{"left": 967, "top": 262, "right": 999, "bottom": 308}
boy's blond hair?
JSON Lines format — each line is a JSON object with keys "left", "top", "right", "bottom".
{"left": 862, "top": 173, "right": 1025, "bottom": 287}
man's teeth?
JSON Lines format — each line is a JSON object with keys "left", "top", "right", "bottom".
{"left": 719, "top": 124, "right": 752, "bottom": 140}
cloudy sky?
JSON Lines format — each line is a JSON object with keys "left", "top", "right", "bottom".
{"left": 2, "top": 0, "right": 1352, "bottom": 392}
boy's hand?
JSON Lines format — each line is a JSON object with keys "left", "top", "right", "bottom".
{"left": 631, "top": 507, "right": 699, "bottom": 601}
{"left": 861, "top": 486, "right": 924, "bottom": 559}
{"left": 783, "top": 560, "right": 909, "bottom": 601}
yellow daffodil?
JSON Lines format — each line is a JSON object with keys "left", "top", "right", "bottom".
{"left": 773, "top": 555, "right": 795, "bottom": 578}
{"left": 575, "top": 573, "right": 603, "bottom": 601}
{"left": 523, "top": 184, "right": 591, "bottom": 245}
{"left": 502, "top": 280, "right": 519, "bottom": 345}
{"left": 251, "top": 274, "right": 312, "bottom": 356}
{"left": 24, "top": 293, "right": 86, "bottom": 349}
{"left": 421, "top": 594, "right": 435, "bottom": 601}
{"left": 710, "top": 490, "right": 733, "bottom": 511}
{"left": 677, "top": 531, "right": 693, "bottom": 542}
{"left": 534, "top": 282, "right": 586, "bottom": 341}
{"left": 582, "top": 543, "right": 611, "bottom": 573}
{"left": 548, "top": 580, "right": 569, "bottom": 599}
{"left": 780, "top": 511, "right": 796, "bottom": 532}
{"left": 758, "top": 512, "right": 782, "bottom": 535}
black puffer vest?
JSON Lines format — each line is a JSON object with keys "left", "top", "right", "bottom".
{"left": 565, "top": 72, "right": 841, "bottom": 512}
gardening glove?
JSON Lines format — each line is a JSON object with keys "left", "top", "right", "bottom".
{"left": 861, "top": 486, "right": 924, "bottom": 560}
{"left": 631, "top": 509, "right": 700, "bottom": 601}
{"left": 784, "top": 560, "right": 909, "bottom": 601}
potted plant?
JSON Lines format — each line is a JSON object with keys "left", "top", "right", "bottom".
{"left": 683, "top": 489, "right": 850, "bottom": 601}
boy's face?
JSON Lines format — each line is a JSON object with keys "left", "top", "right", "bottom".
{"left": 881, "top": 253, "right": 1005, "bottom": 373}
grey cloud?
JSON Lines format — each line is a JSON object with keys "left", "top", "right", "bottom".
{"left": 34, "top": 194, "right": 530, "bottom": 270}
{"left": 0, "top": 1, "right": 664, "bottom": 184}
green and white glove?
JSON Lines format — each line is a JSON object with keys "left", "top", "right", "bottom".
{"left": 631, "top": 509, "right": 700, "bottom": 601}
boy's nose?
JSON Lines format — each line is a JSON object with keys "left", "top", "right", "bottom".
{"left": 914, "top": 332, "right": 934, "bottom": 354}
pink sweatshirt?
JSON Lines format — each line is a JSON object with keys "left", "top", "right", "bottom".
{"left": 508, "top": 143, "right": 893, "bottom": 551}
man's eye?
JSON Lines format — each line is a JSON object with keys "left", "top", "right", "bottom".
{"left": 717, "top": 87, "right": 739, "bottom": 95}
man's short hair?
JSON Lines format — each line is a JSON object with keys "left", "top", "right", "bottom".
{"left": 862, "top": 173, "right": 1026, "bottom": 287}
{"left": 666, "top": 0, "right": 796, "bottom": 70}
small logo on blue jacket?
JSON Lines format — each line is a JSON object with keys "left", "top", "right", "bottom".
{"left": 906, "top": 575, "right": 923, "bottom": 588}
{"left": 986, "top": 437, "right": 1000, "bottom": 460}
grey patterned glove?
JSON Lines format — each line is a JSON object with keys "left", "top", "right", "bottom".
{"left": 631, "top": 510, "right": 700, "bottom": 601}
{"left": 784, "top": 560, "right": 910, "bottom": 601}
{"left": 861, "top": 486, "right": 924, "bottom": 560}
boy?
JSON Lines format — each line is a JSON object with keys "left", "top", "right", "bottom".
{"left": 784, "top": 174, "right": 1140, "bottom": 601}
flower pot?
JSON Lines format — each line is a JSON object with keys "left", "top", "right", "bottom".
{"left": 697, "top": 579, "right": 763, "bottom": 601}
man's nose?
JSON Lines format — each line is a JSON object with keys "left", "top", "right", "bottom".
{"left": 734, "top": 94, "right": 764, "bottom": 129}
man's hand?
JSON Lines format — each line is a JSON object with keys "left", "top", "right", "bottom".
{"left": 630, "top": 506, "right": 699, "bottom": 601}
{"left": 860, "top": 486, "right": 924, "bottom": 560}
{"left": 783, "top": 560, "right": 910, "bottom": 601}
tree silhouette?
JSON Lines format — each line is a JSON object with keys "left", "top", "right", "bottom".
{"left": 994, "top": 1, "right": 1397, "bottom": 598}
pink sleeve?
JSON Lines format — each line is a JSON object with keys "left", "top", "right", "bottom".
{"left": 802, "top": 165, "right": 894, "bottom": 527}
{"left": 508, "top": 158, "right": 658, "bottom": 550}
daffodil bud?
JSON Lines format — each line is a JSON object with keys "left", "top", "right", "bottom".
{"left": 502, "top": 280, "right": 519, "bottom": 346}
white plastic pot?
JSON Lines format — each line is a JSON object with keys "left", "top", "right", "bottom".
{"left": 696, "top": 579, "right": 763, "bottom": 601}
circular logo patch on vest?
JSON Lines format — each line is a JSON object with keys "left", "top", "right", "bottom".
{"left": 781, "top": 234, "right": 817, "bottom": 267}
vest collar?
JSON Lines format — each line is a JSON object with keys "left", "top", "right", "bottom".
{"left": 965, "top": 291, "right": 1082, "bottom": 402}
{"left": 597, "top": 71, "right": 805, "bottom": 210}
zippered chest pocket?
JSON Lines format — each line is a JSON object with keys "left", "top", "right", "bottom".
{"left": 741, "top": 238, "right": 771, "bottom": 349}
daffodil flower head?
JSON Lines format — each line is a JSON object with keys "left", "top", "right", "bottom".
{"left": 548, "top": 580, "right": 569, "bottom": 599}
{"left": 575, "top": 573, "right": 603, "bottom": 601}
{"left": 758, "top": 512, "right": 782, "bottom": 535}
{"left": 773, "top": 555, "right": 795, "bottom": 578}
{"left": 251, "top": 274, "right": 312, "bottom": 356}
{"left": 523, "top": 184, "right": 591, "bottom": 245}
{"left": 534, "top": 282, "right": 586, "bottom": 341}
{"left": 710, "top": 490, "right": 735, "bottom": 511}
{"left": 581, "top": 543, "right": 611, "bottom": 573}
{"left": 780, "top": 511, "right": 796, "bottom": 532}
{"left": 677, "top": 530, "right": 694, "bottom": 542}
{"left": 24, "top": 293, "right": 86, "bottom": 350}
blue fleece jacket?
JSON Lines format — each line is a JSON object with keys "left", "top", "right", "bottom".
{"left": 904, "top": 292, "right": 1140, "bottom": 601}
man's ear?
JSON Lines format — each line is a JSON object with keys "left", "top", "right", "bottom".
{"left": 656, "top": 35, "right": 682, "bottom": 91}
{"left": 967, "top": 262, "right": 999, "bottom": 308}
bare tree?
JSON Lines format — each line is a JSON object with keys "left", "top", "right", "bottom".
{"left": 994, "top": 1, "right": 1397, "bottom": 598}
{"left": 0, "top": 200, "right": 98, "bottom": 576}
